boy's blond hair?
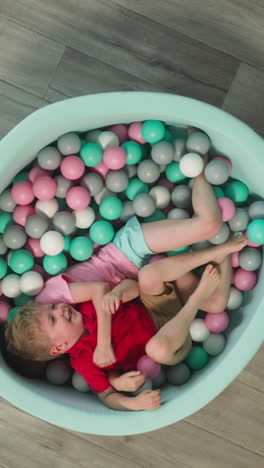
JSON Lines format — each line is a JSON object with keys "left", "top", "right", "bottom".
{"left": 5, "top": 301, "right": 56, "bottom": 361}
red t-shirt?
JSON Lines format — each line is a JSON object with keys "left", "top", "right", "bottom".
{"left": 67, "top": 299, "right": 157, "bottom": 394}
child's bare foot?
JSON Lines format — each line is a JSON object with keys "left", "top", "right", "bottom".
{"left": 193, "top": 264, "right": 220, "bottom": 302}
{"left": 212, "top": 234, "right": 248, "bottom": 264}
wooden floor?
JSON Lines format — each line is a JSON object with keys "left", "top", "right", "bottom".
{"left": 0, "top": 1, "right": 264, "bottom": 466}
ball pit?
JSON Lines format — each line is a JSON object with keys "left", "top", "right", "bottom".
{"left": 0, "top": 92, "right": 264, "bottom": 436}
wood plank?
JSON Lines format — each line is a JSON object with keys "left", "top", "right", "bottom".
{"left": 237, "top": 344, "right": 264, "bottom": 392}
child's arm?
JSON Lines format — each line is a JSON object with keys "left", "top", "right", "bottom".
{"left": 102, "top": 279, "right": 139, "bottom": 314}
{"left": 98, "top": 386, "right": 161, "bottom": 411}
{"left": 108, "top": 369, "right": 146, "bottom": 392}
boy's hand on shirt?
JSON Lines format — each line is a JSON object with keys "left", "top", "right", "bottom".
{"left": 133, "top": 389, "right": 161, "bottom": 411}
{"left": 102, "top": 290, "right": 122, "bottom": 314}
{"left": 93, "top": 343, "right": 116, "bottom": 368}
{"left": 113, "top": 371, "right": 146, "bottom": 392}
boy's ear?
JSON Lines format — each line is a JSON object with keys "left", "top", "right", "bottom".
{"left": 50, "top": 343, "right": 67, "bottom": 356}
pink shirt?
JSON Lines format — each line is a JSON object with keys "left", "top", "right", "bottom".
{"left": 36, "top": 243, "right": 139, "bottom": 304}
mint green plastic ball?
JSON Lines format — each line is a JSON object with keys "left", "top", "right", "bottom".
{"left": 163, "top": 130, "right": 174, "bottom": 143}
{"left": 167, "top": 245, "right": 190, "bottom": 256}
{"left": 125, "top": 178, "right": 148, "bottom": 201}
{"left": 121, "top": 141, "right": 143, "bottom": 165}
{"left": 43, "top": 253, "right": 68, "bottom": 275}
{"left": 99, "top": 196, "right": 123, "bottom": 220}
{"left": 80, "top": 142, "right": 103, "bottom": 167}
{"left": 247, "top": 219, "right": 264, "bottom": 245}
{"left": 12, "top": 171, "right": 29, "bottom": 184}
{"left": 185, "top": 347, "right": 209, "bottom": 370}
{"left": 213, "top": 186, "right": 225, "bottom": 198}
{"left": 143, "top": 210, "right": 166, "bottom": 223}
{"left": 142, "top": 120, "right": 165, "bottom": 144}
{"left": 14, "top": 293, "right": 33, "bottom": 306}
{"left": 165, "top": 161, "right": 187, "bottom": 183}
{"left": 69, "top": 237, "right": 93, "bottom": 261}
{"left": 0, "top": 258, "right": 8, "bottom": 279}
{"left": 0, "top": 212, "right": 13, "bottom": 234}
{"left": 89, "top": 221, "right": 114, "bottom": 245}
{"left": 225, "top": 180, "right": 249, "bottom": 204}
{"left": 63, "top": 235, "right": 71, "bottom": 252}
{"left": 9, "top": 249, "right": 34, "bottom": 274}
{"left": 8, "top": 306, "right": 21, "bottom": 321}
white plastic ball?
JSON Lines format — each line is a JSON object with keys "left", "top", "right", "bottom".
{"left": 137, "top": 160, "right": 160, "bottom": 183}
{"left": 46, "top": 359, "right": 72, "bottom": 385}
{"left": 149, "top": 186, "right": 170, "bottom": 209}
{"left": 189, "top": 318, "right": 210, "bottom": 342}
{"left": 74, "top": 207, "right": 95, "bottom": 229}
{"left": 72, "top": 371, "right": 90, "bottom": 392}
{"left": 209, "top": 223, "right": 230, "bottom": 244}
{"left": 167, "top": 208, "right": 190, "bottom": 220}
{"left": 179, "top": 153, "right": 204, "bottom": 178}
{"left": 40, "top": 231, "right": 65, "bottom": 255}
{"left": 1, "top": 274, "right": 21, "bottom": 298}
{"left": 35, "top": 198, "right": 59, "bottom": 218}
{"left": 133, "top": 193, "right": 156, "bottom": 217}
{"left": 81, "top": 172, "right": 104, "bottom": 196}
{"left": 203, "top": 333, "right": 226, "bottom": 356}
{"left": 20, "top": 271, "right": 44, "bottom": 295}
{"left": 97, "top": 131, "right": 119, "bottom": 149}
{"left": 120, "top": 201, "right": 135, "bottom": 222}
{"left": 37, "top": 146, "right": 62, "bottom": 170}
{"left": 57, "top": 132, "right": 81, "bottom": 155}
{"left": 226, "top": 286, "right": 243, "bottom": 310}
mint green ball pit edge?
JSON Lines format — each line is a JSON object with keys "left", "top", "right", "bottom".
{"left": 0, "top": 92, "right": 264, "bottom": 435}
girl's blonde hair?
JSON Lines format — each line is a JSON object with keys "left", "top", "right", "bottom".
{"left": 5, "top": 301, "right": 56, "bottom": 361}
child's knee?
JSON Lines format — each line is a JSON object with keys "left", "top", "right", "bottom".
{"left": 205, "top": 217, "right": 222, "bottom": 238}
{"left": 145, "top": 336, "right": 172, "bottom": 364}
{"left": 138, "top": 265, "right": 158, "bottom": 294}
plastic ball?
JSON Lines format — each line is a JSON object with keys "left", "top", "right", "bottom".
{"left": 0, "top": 212, "right": 13, "bottom": 234}
{"left": 133, "top": 193, "right": 156, "bottom": 217}
{"left": 137, "top": 160, "right": 160, "bottom": 183}
{"left": 85, "top": 129, "right": 101, "bottom": 144}
{"left": 231, "top": 251, "right": 240, "bottom": 268}
{"left": 72, "top": 371, "right": 90, "bottom": 392}
{"left": 247, "top": 219, "right": 264, "bottom": 245}
{"left": 212, "top": 155, "right": 232, "bottom": 172}
{"left": 226, "top": 286, "right": 243, "bottom": 310}
{"left": 26, "top": 238, "right": 44, "bottom": 258}
{"left": 33, "top": 176, "right": 57, "bottom": 201}
{"left": 57, "top": 132, "right": 81, "bottom": 155}
{"left": 99, "top": 196, "right": 123, "bottom": 220}
{"left": 20, "top": 271, "right": 44, "bottom": 295}
{"left": 174, "top": 137, "right": 187, "bottom": 161}
{"left": 121, "top": 141, "right": 143, "bottom": 165}
{"left": 125, "top": 177, "right": 148, "bottom": 201}
{"left": 108, "top": 124, "right": 128, "bottom": 144}
{"left": 167, "top": 362, "right": 191, "bottom": 385}
{"left": 54, "top": 175, "right": 73, "bottom": 198}
{"left": 209, "top": 223, "right": 230, "bottom": 244}
{"left": 185, "top": 347, "right": 209, "bottom": 370}
{"left": 213, "top": 186, "right": 225, "bottom": 198}
{"left": 137, "top": 354, "right": 161, "bottom": 379}
{"left": 186, "top": 131, "right": 210, "bottom": 155}
{"left": 35, "top": 198, "right": 59, "bottom": 219}
{"left": 228, "top": 207, "right": 249, "bottom": 232}
{"left": 0, "top": 258, "right": 8, "bottom": 279}
{"left": 52, "top": 211, "right": 76, "bottom": 235}
{"left": 149, "top": 186, "right": 170, "bottom": 209}
{"left": 144, "top": 210, "right": 166, "bottom": 223}
{"left": 167, "top": 208, "right": 190, "bottom": 220}
{"left": 141, "top": 120, "right": 165, "bottom": 144}
{"left": 89, "top": 220, "right": 114, "bottom": 245}
{"left": 14, "top": 293, "right": 33, "bottom": 306}
{"left": 204, "top": 160, "right": 229, "bottom": 185}
{"left": 171, "top": 185, "right": 192, "bottom": 209}
{"left": 189, "top": 318, "right": 210, "bottom": 342}
{"left": 248, "top": 201, "right": 264, "bottom": 220}
{"left": 0, "top": 300, "right": 11, "bottom": 323}
{"left": 37, "top": 146, "right": 62, "bottom": 170}
{"left": 233, "top": 268, "right": 258, "bottom": 291}
{"left": 205, "top": 311, "right": 230, "bottom": 333}
{"left": 151, "top": 367, "right": 167, "bottom": 388}
{"left": 105, "top": 169, "right": 129, "bottom": 193}
{"left": 80, "top": 142, "right": 103, "bottom": 167}
{"left": 28, "top": 167, "right": 50, "bottom": 183}
{"left": 40, "top": 231, "right": 65, "bottom": 255}
{"left": 12, "top": 205, "right": 34, "bottom": 228}
{"left": 128, "top": 121, "right": 146, "bottom": 144}
{"left": 151, "top": 141, "right": 174, "bottom": 165}
{"left": 131, "top": 379, "right": 153, "bottom": 396}
{"left": 203, "top": 333, "right": 226, "bottom": 356}
{"left": 1, "top": 274, "right": 21, "bottom": 298}
{"left": 238, "top": 247, "right": 262, "bottom": 271}
{"left": 3, "top": 225, "right": 27, "bottom": 249}
{"left": 225, "top": 180, "right": 249, "bottom": 204}
{"left": 66, "top": 186, "right": 90, "bottom": 210}
{"left": 9, "top": 249, "right": 34, "bottom": 274}
{"left": 25, "top": 214, "right": 49, "bottom": 239}
{"left": 74, "top": 207, "right": 95, "bottom": 229}
{"left": 119, "top": 201, "right": 135, "bottom": 222}
{"left": 179, "top": 153, "right": 204, "bottom": 178}
{"left": 69, "top": 237, "right": 94, "bottom": 261}
{"left": 0, "top": 189, "right": 16, "bottom": 212}
{"left": 8, "top": 306, "right": 21, "bottom": 321}
{"left": 97, "top": 131, "right": 119, "bottom": 149}
{"left": 11, "top": 181, "right": 34, "bottom": 205}
{"left": 103, "top": 146, "right": 126, "bottom": 170}
{"left": 165, "top": 161, "right": 186, "bottom": 183}
{"left": 43, "top": 253, "right": 68, "bottom": 275}
{"left": 13, "top": 171, "right": 29, "bottom": 184}
{"left": 81, "top": 173, "right": 104, "bottom": 196}
{"left": 46, "top": 359, "right": 72, "bottom": 385}
{"left": 94, "top": 187, "right": 114, "bottom": 205}
{"left": 217, "top": 197, "right": 236, "bottom": 222}
{"left": 60, "top": 155, "right": 85, "bottom": 180}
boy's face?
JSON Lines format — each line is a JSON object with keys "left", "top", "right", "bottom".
{"left": 37, "top": 303, "right": 86, "bottom": 357}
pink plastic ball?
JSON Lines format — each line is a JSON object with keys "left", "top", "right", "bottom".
{"left": 243, "top": 231, "right": 261, "bottom": 247}
{"left": 163, "top": 202, "right": 174, "bottom": 216}
{"left": 231, "top": 251, "right": 240, "bottom": 268}
{"left": 13, "top": 205, "right": 35, "bottom": 226}
{"left": 217, "top": 197, "right": 236, "bottom": 222}
{"left": 66, "top": 186, "right": 91, "bottom": 210}
{"left": 108, "top": 124, "right": 128, "bottom": 144}
{"left": 29, "top": 167, "right": 50, "bottom": 183}
{"left": 60, "top": 155, "right": 85, "bottom": 180}
{"left": 0, "top": 300, "right": 11, "bottom": 323}
{"left": 136, "top": 354, "right": 161, "bottom": 379}
{"left": 212, "top": 155, "right": 232, "bottom": 172}
{"left": 128, "top": 122, "right": 146, "bottom": 144}
{"left": 33, "top": 176, "right": 57, "bottom": 201}
{"left": 11, "top": 181, "right": 34, "bottom": 205}
{"left": 32, "top": 264, "right": 46, "bottom": 278}
{"left": 103, "top": 146, "right": 127, "bottom": 170}
{"left": 26, "top": 238, "right": 45, "bottom": 258}
{"left": 91, "top": 161, "right": 109, "bottom": 178}
{"left": 158, "top": 178, "right": 175, "bottom": 192}
{"left": 205, "top": 311, "right": 230, "bottom": 333}
{"left": 233, "top": 268, "right": 258, "bottom": 291}
{"left": 148, "top": 254, "right": 166, "bottom": 264}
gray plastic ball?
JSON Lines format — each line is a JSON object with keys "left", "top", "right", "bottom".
{"left": 55, "top": 175, "right": 73, "bottom": 198}
{"left": 3, "top": 225, "right": 27, "bottom": 249}
{"left": 152, "top": 367, "right": 167, "bottom": 389}
{"left": 25, "top": 214, "right": 49, "bottom": 239}
{"left": 186, "top": 131, "right": 210, "bottom": 155}
{"left": 0, "top": 189, "right": 16, "bottom": 212}
{"left": 105, "top": 169, "right": 129, "bottom": 193}
{"left": 248, "top": 201, "right": 264, "bottom": 220}
{"left": 37, "top": 146, "right": 62, "bottom": 170}
{"left": 52, "top": 211, "right": 76, "bottom": 235}
{"left": 120, "top": 201, "right": 135, "bottom": 222}
{"left": 203, "top": 334, "right": 226, "bottom": 356}
{"left": 81, "top": 172, "right": 104, "bottom": 196}
{"left": 72, "top": 371, "right": 90, "bottom": 392}
{"left": 167, "top": 208, "right": 190, "bottom": 220}
{"left": 209, "top": 223, "right": 230, "bottom": 244}
{"left": 238, "top": 247, "right": 262, "bottom": 271}
{"left": 171, "top": 185, "right": 192, "bottom": 209}
{"left": 125, "top": 165, "right": 138, "bottom": 179}
{"left": 57, "top": 132, "right": 81, "bottom": 155}
{"left": 137, "top": 160, "right": 160, "bottom": 183}
{"left": 191, "top": 240, "right": 211, "bottom": 251}
{"left": 226, "top": 286, "right": 243, "bottom": 310}
{"left": 46, "top": 359, "right": 72, "bottom": 385}
{"left": 132, "top": 378, "right": 152, "bottom": 396}
{"left": 204, "top": 160, "right": 229, "bottom": 185}
{"left": 166, "top": 363, "right": 191, "bottom": 386}
{"left": 151, "top": 141, "right": 174, "bottom": 165}
{"left": 174, "top": 137, "right": 187, "bottom": 161}
{"left": 0, "top": 236, "right": 8, "bottom": 255}
{"left": 228, "top": 208, "right": 249, "bottom": 232}
{"left": 133, "top": 193, "right": 156, "bottom": 217}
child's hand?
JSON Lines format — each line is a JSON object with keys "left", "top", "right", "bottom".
{"left": 93, "top": 344, "right": 116, "bottom": 368}
{"left": 102, "top": 290, "right": 122, "bottom": 314}
{"left": 134, "top": 390, "right": 161, "bottom": 411}
{"left": 114, "top": 371, "right": 146, "bottom": 392}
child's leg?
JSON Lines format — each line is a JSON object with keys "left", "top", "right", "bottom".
{"left": 145, "top": 265, "right": 220, "bottom": 365}
{"left": 141, "top": 171, "right": 222, "bottom": 253}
